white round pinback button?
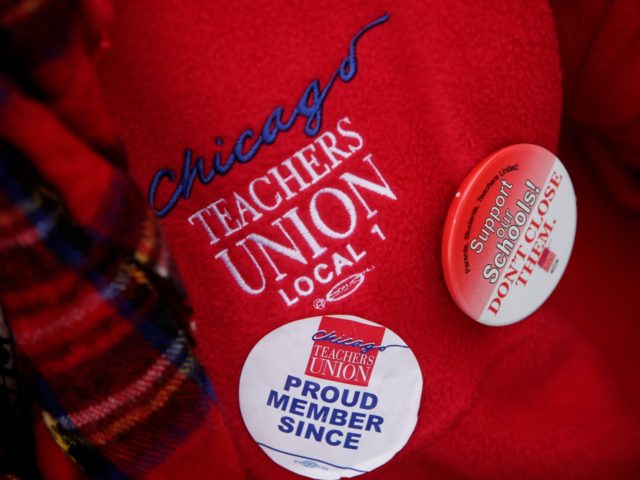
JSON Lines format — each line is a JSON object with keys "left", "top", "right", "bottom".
{"left": 239, "top": 315, "right": 422, "bottom": 479}
{"left": 442, "top": 144, "right": 577, "bottom": 326}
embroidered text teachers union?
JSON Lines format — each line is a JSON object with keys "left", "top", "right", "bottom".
{"left": 148, "top": 13, "right": 390, "bottom": 218}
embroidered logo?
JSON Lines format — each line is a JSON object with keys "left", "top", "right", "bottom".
{"left": 149, "top": 14, "right": 396, "bottom": 309}
{"left": 313, "top": 266, "right": 374, "bottom": 310}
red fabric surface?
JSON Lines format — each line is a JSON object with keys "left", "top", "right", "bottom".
{"left": 0, "top": 1, "right": 246, "bottom": 478}
{"left": 63, "top": 0, "right": 640, "bottom": 478}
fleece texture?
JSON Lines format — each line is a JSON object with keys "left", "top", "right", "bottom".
{"left": 95, "top": 0, "right": 640, "bottom": 478}
{"left": 14, "top": 0, "right": 640, "bottom": 478}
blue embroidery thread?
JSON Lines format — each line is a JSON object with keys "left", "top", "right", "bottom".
{"left": 148, "top": 13, "right": 390, "bottom": 218}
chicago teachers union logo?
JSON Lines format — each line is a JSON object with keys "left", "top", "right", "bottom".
{"left": 305, "top": 316, "right": 405, "bottom": 387}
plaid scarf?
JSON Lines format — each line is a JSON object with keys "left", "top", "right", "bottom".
{"left": 0, "top": 1, "right": 236, "bottom": 478}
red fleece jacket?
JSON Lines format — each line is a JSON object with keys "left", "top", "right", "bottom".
{"left": 24, "top": 0, "right": 640, "bottom": 478}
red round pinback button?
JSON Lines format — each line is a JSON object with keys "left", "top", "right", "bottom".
{"left": 442, "top": 144, "right": 577, "bottom": 326}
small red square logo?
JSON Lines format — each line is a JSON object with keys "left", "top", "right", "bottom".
{"left": 538, "top": 247, "right": 557, "bottom": 273}
{"left": 305, "top": 317, "right": 386, "bottom": 386}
